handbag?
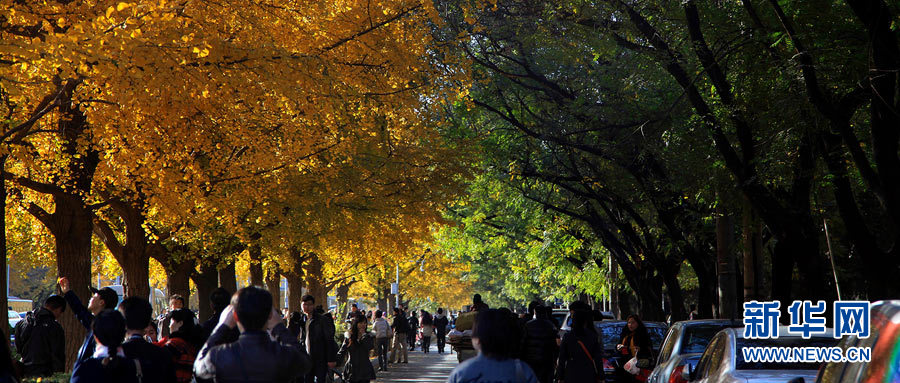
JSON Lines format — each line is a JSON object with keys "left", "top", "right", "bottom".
{"left": 576, "top": 340, "right": 603, "bottom": 383}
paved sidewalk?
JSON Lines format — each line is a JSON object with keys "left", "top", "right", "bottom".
{"left": 375, "top": 342, "right": 458, "bottom": 383}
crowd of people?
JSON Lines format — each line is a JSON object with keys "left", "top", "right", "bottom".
{"left": 0, "top": 286, "right": 641, "bottom": 383}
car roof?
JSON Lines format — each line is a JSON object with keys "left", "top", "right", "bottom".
{"left": 672, "top": 319, "right": 743, "bottom": 327}
{"left": 594, "top": 320, "right": 668, "bottom": 328}
{"left": 725, "top": 326, "right": 835, "bottom": 339}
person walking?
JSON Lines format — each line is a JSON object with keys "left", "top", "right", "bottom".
{"left": 338, "top": 313, "right": 376, "bottom": 383}
{"left": 406, "top": 311, "right": 418, "bottom": 351}
{"left": 58, "top": 277, "right": 119, "bottom": 370}
{"left": 433, "top": 308, "right": 449, "bottom": 354}
{"left": 470, "top": 294, "right": 489, "bottom": 312}
{"left": 194, "top": 286, "right": 311, "bottom": 382}
{"left": 419, "top": 310, "right": 433, "bottom": 353}
{"left": 556, "top": 308, "right": 602, "bottom": 383}
{"left": 520, "top": 302, "right": 559, "bottom": 383}
{"left": 372, "top": 310, "right": 392, "bottom": 371}
{"left": 389, "top": 307, "right": 409, "bottom": 364}
{"left": 70, "top": 309, "right": 140, "bottom": 383}
{"left": 13, "top": 296, "right": 66, "bottom": 378}
{"left": 158, "top": 308, "right": 200, "bottom": 383}
{"left": 447, "top": 309, "right": 537, "bottom": 383}
{"left": 301, "top": 295, "right": 337, "bottom": 383}
{"left": 119, "top": 296, "right": 177, "bottom": 383}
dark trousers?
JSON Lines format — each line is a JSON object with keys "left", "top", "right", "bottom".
{"left": 375, "top": 337, "right": 390, "bottom": 369}
{"left": 407, "top": 331, "right": 416, "bottom": 349}
{"left": 436, "top": 333, "right": 446, "bottom": 353}
{"left": 421, "top": 336, "right": 431, "bottom": 352}
{"left": 305, "top": 363, "right": 328, "bottom": 383}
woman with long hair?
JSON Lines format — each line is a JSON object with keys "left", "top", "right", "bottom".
{"left": 419, "top": 310, "right": 434, "bottom": 353}
{"left": 614, "top": 314, "right": 652, "bottom": 382}
{"left": 71, "top": 309, "right": 139, "bottom": 382}
{"left": 159, "top": 308, "right": 200, "bottom": 383}
{"left": 556, "top": 308, "right": 602, "bottom": 383}
{"left": 339, "top": 312, "right": 376, "bottom": 383}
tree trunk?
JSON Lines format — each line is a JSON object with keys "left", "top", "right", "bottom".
{"left": 163, "top": 255, "right": 193, "bottom": 304}
{"left": 219, "top": 261, "right": 237, "bottom": 294}
{"left": 304, "top": 254, "right": 327, "bottom": 307}
{"left": 287, "top": 273, "right": 303, "bottom": 313}
{"left": 51, "top": 196, "right": 93, "bottom": 370}
{"left": 120, "top": 248, "right": 150, "bottom": 300}
{"left": 249, "top": 244, "right": 264, "bottom": 287}
{"left": 0, "top": 158, "right": 7, "bottom": 342}
{"left": 717, "top": 205, "right": 738, "bottom": 320}
{"left": 378, "top": 286, "right": 390, "bottom": 312}
{"left": 192, "top": 263, "right": 218, "bottom": 322}
{"left": 742, "top": 199, "right": 763, "bottom": 301}
{"left": 265, "top": 271, "right": 281, "bottom": 310}
{"left": 609, "top": 254, "right": 619, "bottom": 319}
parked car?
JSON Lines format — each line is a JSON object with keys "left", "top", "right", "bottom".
{"left": 647, "top": 320, "right": 743, "bottom": 383}
{"left": 685, "top": 327, "right": 839, "bottom": 383}
{"left": 551, "top": 309, "right": 568, "bottom": 330}
{"left": 7, "top": 310, "right": 21, "bottom": 329}
{"left": 814, "top": 300, "right": 900, "bottom": 383}
{"left": 595, "top": 320, "right": 668, "bottom": 382}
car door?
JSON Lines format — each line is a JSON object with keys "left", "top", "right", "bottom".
{"left": 649, "top": 324, "right": 681, "bottom": 383}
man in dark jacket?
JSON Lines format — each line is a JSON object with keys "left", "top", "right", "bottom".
{"left": 389, "top": 307, "right": 409, "bottom": 363}
{"left": 301, "top": 295, "right": 337, "bottom": 383}
{"left": 14, "top": 295, "right": 66, "bottom": 377}
{"left": 119, "top": 296, "right": 177, "bottom": 383}
{"left": 200, "top": 287, "right": 232, "bottom": 343}
{"left": 520, "top": 301, "right": 560, "bottom": 383}
{"left": 433, "top": 308, "right": 450, "bottom": 354}
{"left": 195, "top": 286, "right": 311, "bottom": 382}
{"left": 58, "top": 277, "right": 119, "bottom": 371}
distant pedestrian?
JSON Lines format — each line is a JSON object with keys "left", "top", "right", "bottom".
{"left": 520, "top": 301, "right": 558, "bottom": 383}
{"left": 372, "top": 310, "right": 392, "bottom": 371}
{"left": 119, "top": 296, "right": 177, "bottom": 383}
{"left": 301, "top": 295, "right": 337, "bottom": 383}
{"left": 145, "top": 320, "right": 159, "bottom": 343}
{"left": 556, "top": 308, "right": 602, "bottom": 383}
{"left": 347, "top": 304, "right": 359, "bottom": 320}
{"left": 159, "top": 294, "right": 186, "bottom": 338}
{"left": 59, "top": 277, "right": 119, "bottom": 370}
{"left": 389, "top": 307, "right": 409, "bottom": 364}
{"left": 688, "top": 304, "right": 698, "bottom": 320}
{"left": 70, "top": 309, "right": 140, "bottom": 383}
{"left": 158, "top": 308, "right": 200, "bottom": 383}
{"left": 13, "top": 295, "right": 66, "bottom": 377}
{"left": 447, "top": 309, "right": 537, "bottom": 383}
{"left": 469, "top": 294, "right": 489, "bottom": 312}
{"left": 419, "top": 310, "right": 433, "bottom": 353}
{"left": 338, "top": 313, "right": 376, "bottom": 383}
{"left": 200, "top": 288, "right": 232, "bottom": 343}
{"left": 407, "top": 311, "right": 418, "bottom": 351}
{"left": 194, "top": 286, "right": 311, "bottom": 382}
{"left": 433, "top": 308, "right": 449, "bottom": 354}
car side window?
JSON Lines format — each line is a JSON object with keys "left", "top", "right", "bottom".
{"left": 694, "top": 334, "right": 722, "bottom": 379}
{"left": 657, "top": 326, "right": 679, "bottom": 365}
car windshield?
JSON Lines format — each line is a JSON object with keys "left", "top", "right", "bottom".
{"left": 597, "top": 323, "right": 666, "bottom": 354}
{"left": 736, "top": 337, "right": 839, "bottom": 370}
{"left": 682, "top": 324, "right": 734, "bottom": 354}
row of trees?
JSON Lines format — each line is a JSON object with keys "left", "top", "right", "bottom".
{"left": 434, "top": 0, "right": 900, "bottom": 319}
{"left": 1, "top": 0, "right": 471, "bottom": 367}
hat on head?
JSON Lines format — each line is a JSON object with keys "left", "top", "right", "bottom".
{"left": 89, "top": 286, "right": 120, "bottom": 310}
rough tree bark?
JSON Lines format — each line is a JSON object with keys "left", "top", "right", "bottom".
{"left": 193, "top": 263, "right": 219, "bottom": 322}
{"left": 218, "top": 260, "right": 238, "bottom": 294}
